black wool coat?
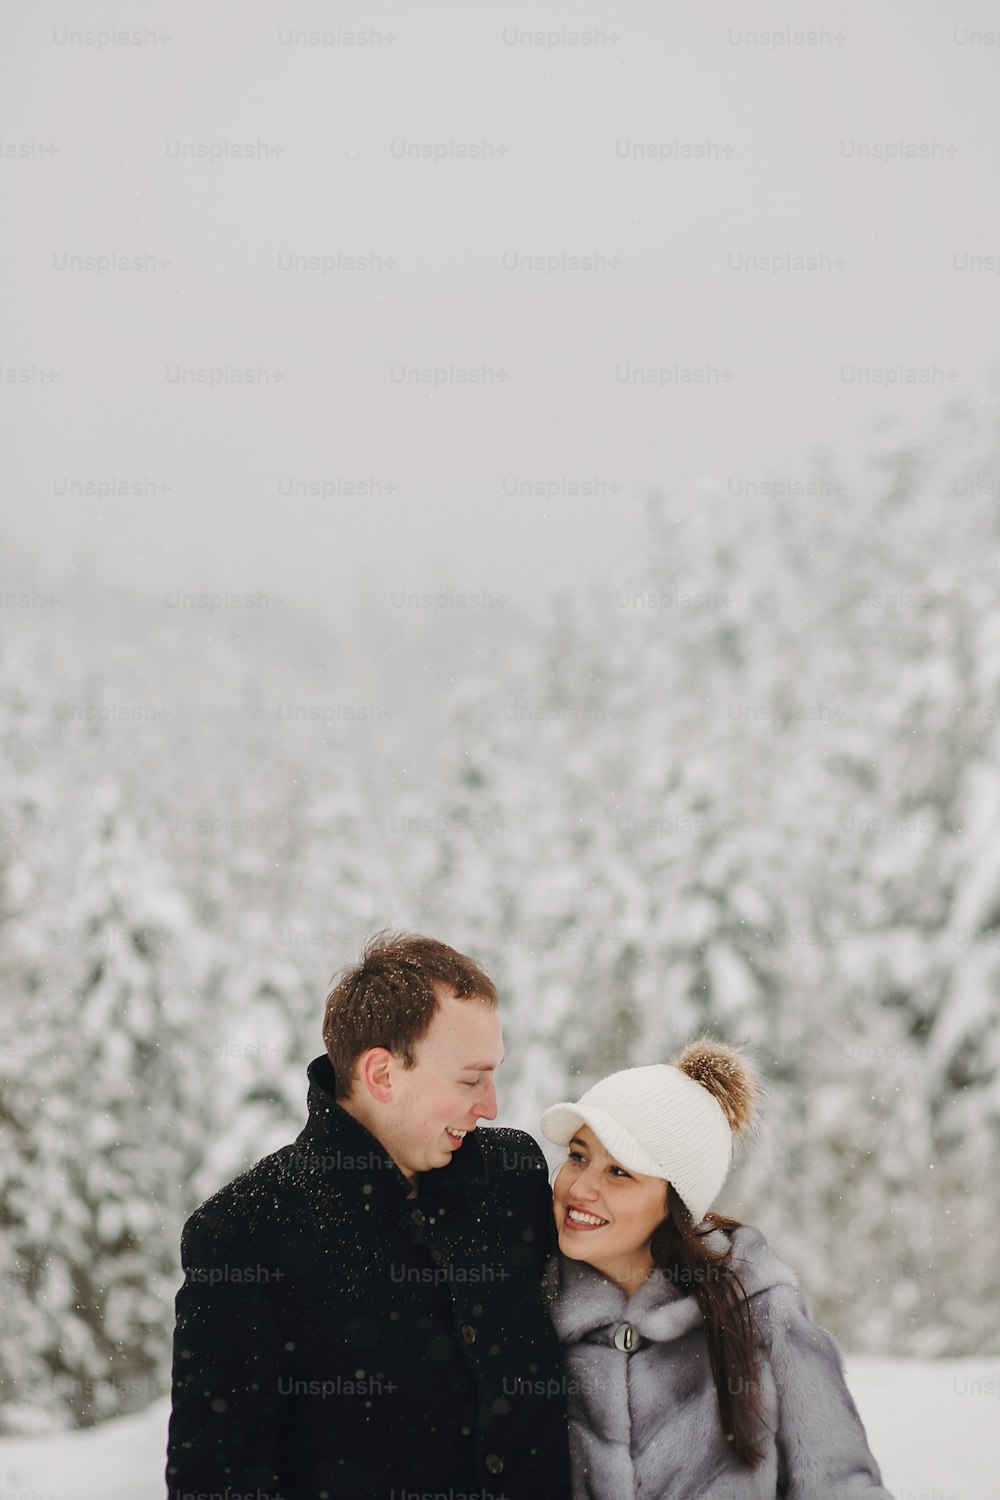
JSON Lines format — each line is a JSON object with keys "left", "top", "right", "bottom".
{"left": 166, "top": 1054, "right": 572, "bottom": 1500}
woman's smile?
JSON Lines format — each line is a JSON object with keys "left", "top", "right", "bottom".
{"left": 563, "top": 1203, "right": 610, "bottom": 1229}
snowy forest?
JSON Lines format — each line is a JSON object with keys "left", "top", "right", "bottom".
{"left": 3, "top": 395, "right": 1000, "bottom": 1434}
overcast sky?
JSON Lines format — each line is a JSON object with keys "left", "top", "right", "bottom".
{"left": 3, "top": 0, "right": 1000, "bottom": 628}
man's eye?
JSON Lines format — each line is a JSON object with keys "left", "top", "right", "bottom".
{"left": 461, "top": 1080, "right": 478, "bottom": 1088}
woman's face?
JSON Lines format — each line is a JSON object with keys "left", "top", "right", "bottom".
{"left": 552, "top": 1123, "right": 669, "bottom": 1294}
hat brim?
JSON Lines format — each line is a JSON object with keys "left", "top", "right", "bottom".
{"left": 540, "top": 1102, "right": 667, "bottom": 1180}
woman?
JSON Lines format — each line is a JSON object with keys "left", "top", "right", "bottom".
{"left": 540, "top": 1038, "right": 894, "bottom": 1499}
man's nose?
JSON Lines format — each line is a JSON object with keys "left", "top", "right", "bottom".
{"left": 475, "top": 1079, "right": 498, "bottom": 1121}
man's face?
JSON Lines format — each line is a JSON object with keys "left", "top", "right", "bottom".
{"left": 373, "top": 988, "right": 504, "bottom": 1180}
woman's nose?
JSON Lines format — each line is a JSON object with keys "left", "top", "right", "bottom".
{"left": 573, "top": 1164, "right": 602, "bottom": 1198}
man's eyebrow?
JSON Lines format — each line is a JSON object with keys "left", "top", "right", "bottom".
{"left": 461, "top": 1056, "right": 504, "bottom": 1070}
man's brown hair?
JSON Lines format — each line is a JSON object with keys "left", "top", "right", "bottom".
{"left": 322, "top": 929, "right": 498, "bottom": 1100}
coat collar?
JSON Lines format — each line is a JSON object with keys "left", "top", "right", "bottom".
{"left": 543, "top": 1223, "right": 799, "bottom": 1347}
{"left": 294, "top": 1054, "right": 490, "bottom": 1197}
{"left": 544, "top": 1246, "right": 705, "bottom": 1346}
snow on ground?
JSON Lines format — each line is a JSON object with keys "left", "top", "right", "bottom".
{"left": 0, "top": 1358, "right": 996, "bottom": 1500}
{"left": 842, "top": 1356, "right": 999, "bottom": 1500}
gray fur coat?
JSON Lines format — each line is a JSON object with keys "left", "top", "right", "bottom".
{"left": 543, "top": 1224, "right": 893, "bottom": 1499}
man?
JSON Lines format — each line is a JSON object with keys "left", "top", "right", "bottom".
{"left": 166, "top": 931, "right": 571, "bottom": 1500}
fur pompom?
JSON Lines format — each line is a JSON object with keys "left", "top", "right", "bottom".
{"left": 670, "top": 1037, "right": 758, "bottom": 1137}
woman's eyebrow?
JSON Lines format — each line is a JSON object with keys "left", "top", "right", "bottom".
{"left": 568, "top": 1136, "right": 625, "bottom": 1167}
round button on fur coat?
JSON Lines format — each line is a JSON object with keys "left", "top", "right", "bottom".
{"left": 543, "top": 1223, "right": 894, "bottom": 1500}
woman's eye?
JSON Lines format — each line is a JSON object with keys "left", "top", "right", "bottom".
{"left": 610, "top": 1166, "right": 632, "bottom": 1179}
{"left": 567, "top": 1151, "right": 585, "bottom": 1164}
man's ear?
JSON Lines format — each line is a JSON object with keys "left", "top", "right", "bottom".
{"left": 356, "top": 1047, "right": 395, "bottom": 1104}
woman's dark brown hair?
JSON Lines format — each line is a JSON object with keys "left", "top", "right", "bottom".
{"left": 650, "top": 1185, "right": 767, "bottom": 1468}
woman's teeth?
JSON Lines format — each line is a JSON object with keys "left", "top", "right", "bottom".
{"left": 566, "top": 1207, "right": 609, "bottom": 1227}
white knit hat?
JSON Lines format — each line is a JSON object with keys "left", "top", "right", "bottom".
{"left": 540, "top": 1039, "right": 757, "bottom": 1223}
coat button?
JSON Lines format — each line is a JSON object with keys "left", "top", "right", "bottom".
{"left": 410, "top": 1207, "right": 426, "bottom": 1227}
{"left": 484, "top": 1453, "right": 504, "bottom": 1474}
{"left": 613, "top": 1322, "right": 636, "bottom": 1351}
{"left": 460, "top": 1324, "right": 477, "bottom": 1344}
